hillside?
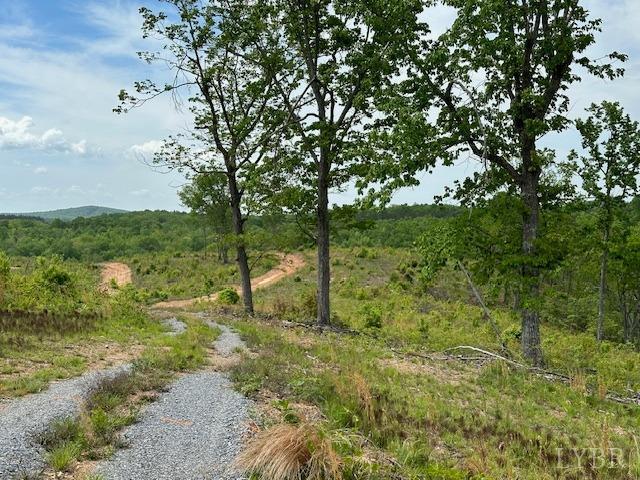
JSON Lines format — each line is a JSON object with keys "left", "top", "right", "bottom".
{"left": 12, "top": 205, "right": 127, "bottom": 221}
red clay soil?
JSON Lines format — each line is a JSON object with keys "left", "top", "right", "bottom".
{"left": 152, "top": 253, "right": 305, "bottom": 309}
{"left": 99, "top": 262, "right": 133, "bottom": 292}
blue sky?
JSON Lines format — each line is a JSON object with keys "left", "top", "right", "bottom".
{"left": 0, "top": 0, "right": 639, "bottom": 213}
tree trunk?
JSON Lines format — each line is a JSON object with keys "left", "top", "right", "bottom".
{"left": 597, "top": 210, "right": 611, "bottom": 342}
{"left": 597, "top": 239, "right": 609, "bottom": 342}
{"left": 316, "top": 148, "right": 331, "bottom": 326}
{"left": 203, "top": 223, "right": 207, "bottom": 259}
{"left": 520, "top": 169, "right": 544, "bottom": 367}
{"left": 228, "top": 172, "right": 253, "bottom": 314}
{"left": 621, "top": 295, "right": 629, "bottom": 343}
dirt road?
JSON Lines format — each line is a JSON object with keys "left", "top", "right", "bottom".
{"left": 152, "top": 253, "right": 305, "bottom": 309}
{"left": 99, "top": 262, "right": 132, "bottom": 292}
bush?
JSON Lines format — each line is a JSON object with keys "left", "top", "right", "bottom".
{"left": 36, "top": 256, "right": 74, "bottom": 290}
{"left": 299, "top": 289, "right": 317, "bottom": 319}
{"left": 218, "top": 287, "right": 240, "bottom": 305}
{"left": 361, "top": 304, "right": 382, "bottom": 329}
{"left": 354, "top": 247, "right": 378, "bottom": 260}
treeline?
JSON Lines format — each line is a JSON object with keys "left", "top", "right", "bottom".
{"left": 0, "top": 204, "right": 456, "bottom": 261}
{"left": 418, "top": 196, "right": 640, "bottom": 347}
{"left": 0, "top": 211, "right": 200, "bottom": 261}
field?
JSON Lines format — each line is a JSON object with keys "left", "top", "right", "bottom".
{"left": 218, "top": 247, "right": 640, "bottom": 479}
{"left": 2, "top": 208, "right": 640, "bottom": 479}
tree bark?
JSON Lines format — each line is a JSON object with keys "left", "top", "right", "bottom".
{"left": 520, "top": 168, "right": 544, "bottom": 367}
{"left": 228, "top": 172, "right": 254, "bottom": 314}
{"left": 597, "top": 235, "right": 609, "bottom": 342}
{"left": 597, "top": 203, "right": 611, "bottom": 343}
{"left": 316, "top": 147, "right": 331, "bottom": 326}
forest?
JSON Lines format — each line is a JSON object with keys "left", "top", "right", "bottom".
{"left": 2, "top": 0, "right": 640, "bottom": 479}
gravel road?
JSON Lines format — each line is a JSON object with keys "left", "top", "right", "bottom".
{"left": 0, "top": 365, "right": 131, "bottom": 479}
{"left": 162, "top": 317, "right": 187, "bottom": 335}
{"left": 0, "top": 317, "right": 187, "bottom": 479}
{"left": 209, "top": 322, "right": 246, "bottom": 357}
{"left": 95, "top": 319, "right": 251, "bottom": 480}
{"left": 95, "top": 372, "right": 250, "bottom": 480}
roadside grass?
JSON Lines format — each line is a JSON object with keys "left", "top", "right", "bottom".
{"left": 225, "top": 247, "right": 640, "bottom": 479}
{"left": 227, "top": 317, "right": 640, "bottom": 479}
{"left": 41, "top": 314, "right": 219, "bottom": 474}
{"left": 126, "top": 251, "right": 279, "bottom": 303}
{"left": 0, "top": 289, "right": 166, "bottom": 398}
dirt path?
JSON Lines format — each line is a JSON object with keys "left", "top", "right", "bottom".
{"left": 152, "top": 253, "right": 305, "bottom": 309}
{"left": 99, "top": 262, "right": 132, "bottom": 292}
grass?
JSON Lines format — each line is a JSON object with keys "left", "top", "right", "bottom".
{"left": 40, "top": 313, "right": 219, "bottom": 473}
{"left": 126, "top": 251, "right": 279, "bottom": 302}
{"left": 217, "top": 247, "right": 640, "bottom": 479}
{"left": 0, "top": 289, "right": 166, "bottom": 398}
{"left": 237, "top": 423, "right": 342, "bottom": 480}
{"left": 0, "top": 254, "right": 189, "bottom": 398}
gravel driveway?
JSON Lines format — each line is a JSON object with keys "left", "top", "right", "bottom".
{"left": 95, "top": 319, "right": 251, "bottom": 480}
{"left": 95, "top": 371, "right": 250, "bottom": 480}
{"left": 0, "top": 365, "right": 131, "bottom": 479}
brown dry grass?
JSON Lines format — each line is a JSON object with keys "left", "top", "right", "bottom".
{"left": 236, "top": 422, "right": 342, "bottom": 480}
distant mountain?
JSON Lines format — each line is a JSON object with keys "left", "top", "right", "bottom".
{"left": 12, "top": 206, "right": 128, "bottom": 221}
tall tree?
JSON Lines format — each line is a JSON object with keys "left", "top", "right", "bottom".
{"left": 367, "top": 0, "right": 626, "bottom": 365}
{"left": 570, "top": 101, "right": 640, "bottom": 342}
{"left": 179, "top": 173, "right": 233, "bottom": 264}
{"left": 116, "top": 0, "right": 285, "bottom": 314}
{"left": 257, "top": 0, "right": 424, "bottom": 325}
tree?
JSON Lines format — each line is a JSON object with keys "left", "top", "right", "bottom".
{"left": 571, "top": 101, "right": 640, "bottom": 342}
{"left": 257, "top": 0, "right": 424, "bottom": 325}
{"left": 179, "top": 173, "right": 232, "bottom": 264}
{"left": 116, "top": 0, "right": 286, "bottom": 314}
{"left": 0, "top": 251, "right": 10, "bottom": 304}
{"left": 611, "top": 224, "right": 640, "bottom": 345}
{"left": 369, "top": 0, "right": 626, "bottom": 365}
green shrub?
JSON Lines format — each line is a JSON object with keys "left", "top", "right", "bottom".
{"left": 218, "top": 288, "right": 240, "bottom": 305}
{"left": 361, "top": 304, "right": 382, "bottom": 329}
{"left": 299, "top": 289, "right": 318, "bottom": 319}
{"left": 36, "top": 256, "right": 73, "bottom": 290}
{"left": 417, "top": 318, "right": 430, "bottom": 340}
{"left": 355, "top": 247, "right": 378, "bottom": 259}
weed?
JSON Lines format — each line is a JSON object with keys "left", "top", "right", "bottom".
{"left": 236, "top": 423, "right": 342, "bottom": 480}
{"left": 47, "top": 440, "right": 83, "bottom": 471}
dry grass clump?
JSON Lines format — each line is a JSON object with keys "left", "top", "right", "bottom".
{"left": 236, "top": 422, "right": 342, "bottom": 480}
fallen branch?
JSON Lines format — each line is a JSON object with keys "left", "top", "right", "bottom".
{"left": 273, "top": 319, "right": 640, "bottom": 407}
{"left": 457, "top": 261, "right": 511, "bottom": 357}
{"left": 401, "top": 345, "right": 638, "bottom": 406}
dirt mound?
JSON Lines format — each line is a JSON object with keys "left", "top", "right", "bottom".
{"left": 99, "top": 262, "right": 132, "bottom": 292}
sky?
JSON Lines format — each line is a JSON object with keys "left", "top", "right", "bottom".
{"left": 0, "top": 0, "right": 639, "bottom": 213}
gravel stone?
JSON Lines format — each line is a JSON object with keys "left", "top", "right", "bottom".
{"left": 0, "top": 365, "right": 131, "bottom": 479}
{"left": 95, "top": 317, "right": 251, "bottom": 479}
{"left": 162, "top": 317, "right": 187, "bottom": 335}
{"left": 95, "top": 372, "right": 250, "bottom": 480}
{"left": 0, "top": 316, "right": 249, "bottom": 480}
{"left": 209, "top": 322, "right": 246, "bottom": 357}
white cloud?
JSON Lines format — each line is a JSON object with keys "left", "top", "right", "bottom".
{"left": 0, "top": 115, "right": 89, "bottom": 154}
{"left": 33, "top": 166, "right": 47, "bottom": 174}
{"left": 130, "top": 188, "right": 150, "bottom": 196}
{"left": 129, "top": 140, "right": 163, "bottom": 157}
